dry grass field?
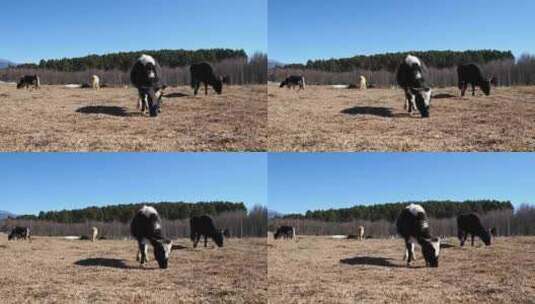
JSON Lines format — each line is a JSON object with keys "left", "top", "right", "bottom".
{"left": 268, "top": 85, "right": 535, "bottom": 151}
{"left": 0, "top": 84, "right": 266, "bottom": 151}
{"left": 268, "top": 236, "right": 535, "bottom": 304}
{"left": 0, "top": 235, "right": 267, "bottom": 304}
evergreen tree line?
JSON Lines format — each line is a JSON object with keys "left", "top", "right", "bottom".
{"left": 1, "top": 53, "right": 268, "bottom": 86}
{"left": 283, "top": 50, "right": 514, "bottom": 72}
{"left": 279, "top": 200, "right": 514, "bottom": 222}
{"left": 16, "top": 49, "right": 248, "bottom": 72}
{"left": 270, "top": 204, "right": 535, "bottom": 238}
{"left": 3, "top": 205, "right": 268, "bottom": 238}
{"left": 15, "top": 201, "right": 248, "bottom": 224}
{"left": 270, "top": 56, "right": 535, "bottom": 87}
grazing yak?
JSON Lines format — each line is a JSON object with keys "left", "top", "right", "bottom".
{"left": 190, "top": 215, "right": 224, "bottom": 248}
{"left": 359, "top": 75, "right": 367, "bottom": 90}
{"left": 457, "top": 64, "right": 492, "bottom": 97}
{"left": 457, "top": 213, "right": 491, "bottom": 247}
{"left": 91, "top": 75, "right": 100, "bottom": 90}
{"left": 130, "top": 205, "right": 173, "bottom": 269}
{"left": 396, "top": 55, "right": 432, "bottom": 118}
{"left": 280, "top": 75, "right": 305, "bottom": 90}
{"left": 8, "top": 226, "right": 31, "bottom": 241}
{"left": 274, "top": 225, "right": 296, "bottom": 239}
{"left": 17, "top": 75, "right": 40, "bottom": 90}
{"left": 130, "top": 54, "right": 166, "bottom": 117}
{"left": 396, "top": 204, "right": 440, "bottom": 267}
{"left": 190, "top": 62, "right": 223, "bottom": 96}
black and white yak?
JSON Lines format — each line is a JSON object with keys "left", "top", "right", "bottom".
{"left": 130, "top": 54, "right": 166, "bottom": 117}
{"left": 396, "top": 204, "right": 440, "bottom": 267}
{"left": 8, "top": 226, "right": 31, "bottom": 241}
{"left": 130, "top": 205, "right": 173, "bottom": 269}
{"left": 396, "top": 55, "right": 432, "bottom": 118}
{"left": 274, "top": 225, "right": 296, "bottom": 239}
{"left": 457, "top": 64, "right": 492, "bottom": 97}
{"left": 190, "top": 215, "right": 224, "bottom": 248}
{"left": 457, "top": 213, "right": 491, "bottom": 246}
{"left": 280, "top": 75, "right": 305, "bottom": 90}
{"left": 190, "top": 62, "right": 223, "bottom": 96}
{"left": 17, "top": 75, "right": 40, "bottom": 90}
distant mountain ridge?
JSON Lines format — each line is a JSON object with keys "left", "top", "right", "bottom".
{"left": 268, "top": 59, "right": 285, "bottom": 69}
{"left": 0, "top": 210, "right": 15, "bottom": 220}
{"left": 0, "top": 59, "right": 17, "bottom": 69}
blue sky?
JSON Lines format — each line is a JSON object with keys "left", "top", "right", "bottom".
{"left": 0, "top": 153, "right": 267, "bottom": 215}
{"left": 268, "top": 153, "right": 535, "bottom": 214}
{"left": 0, "top": 0, "right": 267, "bottom": 63}
{"left": 269, "top": 0, "right": 535, "bottom": 63}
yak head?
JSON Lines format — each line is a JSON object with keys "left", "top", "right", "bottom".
{"left": 409, "top": 87, "right": 432, "bottom": 118}
{"left": 421, "top": 237, "right": 440, "bottom": 267}
{"left": 153, "top": 239, "right": 173, "bottom": 269}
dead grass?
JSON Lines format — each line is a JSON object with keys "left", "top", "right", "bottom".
{"left": 268, "top": 236, "right": 535, "bottom": 304}
{"left": 268, "top": 85, "right": 535, "bottom": 151}
{"left": 0, "top": 235, "right": 266, "bottom": 304}
{"left": 0, "top": 84, "right": 266, "bottom": 151}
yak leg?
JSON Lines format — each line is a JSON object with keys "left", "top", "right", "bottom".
{"left": 458, "top": 230, "right": 466, "bottom": 246}
{"left": 460, "top": 83, "right": 467, "bottom": 97}
{"left": 193, "top": 80, "right": 200, "bottom": 96}
{"left": 404, "top": 241, "right": 415, "bottom": 266}
{"left": 193, "top": 234, "right": 200, "bottom": 248}
{"left": 137, "top": 242, "right": 148, "bottom": 265}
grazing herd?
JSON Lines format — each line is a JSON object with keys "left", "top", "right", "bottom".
{"left": 278, "top": 54, "right": 497, "bottom": 118}
{"left": 272, "top": 203, "right": 495, "bottom": 269}
{"left": 4, "top": 205, "right": 229, "bottom": 270}
{"left": 3, "top": 203, "right": 497, "bottom": 270}
{"left": 11, "top": 54, "right": 228, "bottom": 118}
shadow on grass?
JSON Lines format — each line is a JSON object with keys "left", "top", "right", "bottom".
{"left": 171, "top": 244, "right": 189, "bottom": 251}
{"left": 76, "top": 105, "right": 134, "bottom": 117}
{"left": 341, "top": 106, "right": 393, "bottom": 117}
{"left": 433, "top": 93, "right": 457, "bottom": 99}
{"left": 440, "top": 243, "right": 456, "bottom": 249}
{"left": 164, "top": 92, "right": 190, "bottom": 98}
{"left": 340, "top": 256, "right": 406, "bottom": 268}
{"left": 75, "top": 258, "right": 137, "bottom": 269}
